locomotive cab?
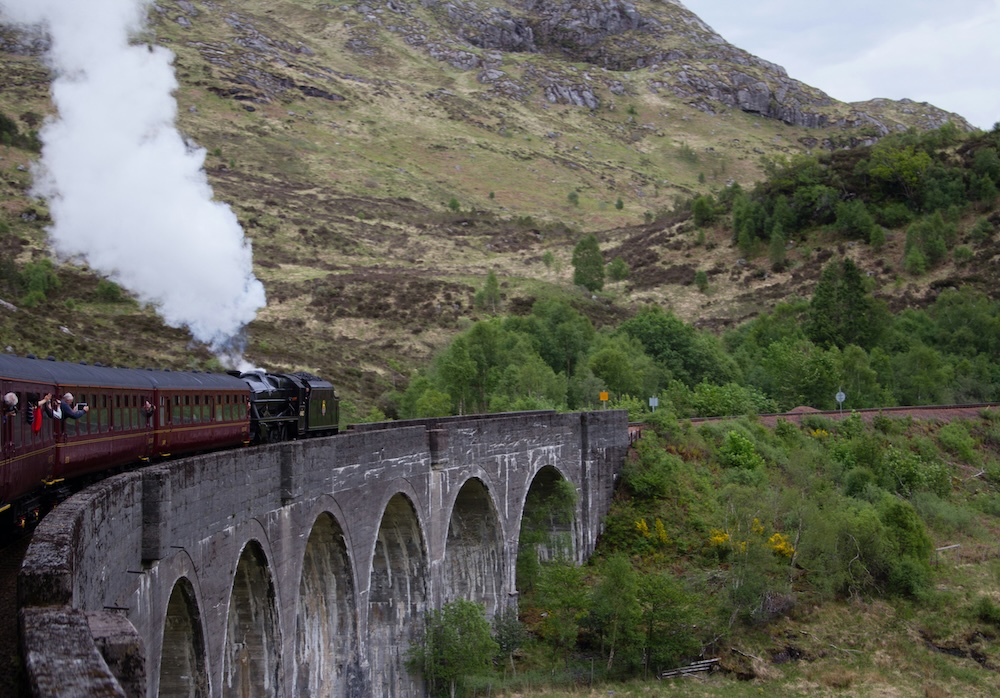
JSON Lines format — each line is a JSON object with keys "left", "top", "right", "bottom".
{"left": 294, "top": 373, "right": 339, "bottom": 436}
{"left": 233, "top": 369, "right": 339, "bottom": 443}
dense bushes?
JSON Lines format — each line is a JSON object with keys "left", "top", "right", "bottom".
{"left": 516, "top": 408, "right": 995, "bottom": 685}
{"left": 393, "top": 281, "right": 1000, "bottom": 420}
{"left": 0, "top": 111, "right": 41, "bottom": 151}
{"left": 717, "top": 124, "right": 1000, "bottom": 253}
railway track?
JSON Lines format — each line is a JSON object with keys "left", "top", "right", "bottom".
{"left": 686, "top": 402, "right": 999, "bottom": 427}
{"left": 629, "top": 404, "right": 1000, "bottom": 439}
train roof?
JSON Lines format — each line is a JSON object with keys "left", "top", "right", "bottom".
{"left": 0, "top": 354, "right": 248, "bottom": 392}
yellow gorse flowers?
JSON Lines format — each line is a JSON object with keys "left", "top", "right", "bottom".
{"left": 708, "top": 522, "right": 795, "bottom": 558}
{"left": 708, "top": 528, "right": 730, "bottom": 546}
{"left": 635, "top": 518, "right": 650, "bottom": 537}
{"left": 768, "top": 532, "right": 795, "bottom": 557}
{"left": 636, "top": 518, "right": 670, "bottom": 545}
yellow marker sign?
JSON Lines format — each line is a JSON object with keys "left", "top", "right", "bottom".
{"left": 599, "top": 391, "right": 609, "bottom": 402}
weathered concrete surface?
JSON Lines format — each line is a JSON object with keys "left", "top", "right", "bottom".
{"left": 20, "top": 607, "right": 127, "bottom": 698}
{"left": 19, "top": 410, "right": 629, "bottom": 696}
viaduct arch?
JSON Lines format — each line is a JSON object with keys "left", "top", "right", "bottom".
{"left": 18, "top": 410, "right": 629, "bottom": 696}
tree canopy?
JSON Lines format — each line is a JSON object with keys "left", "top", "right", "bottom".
{"left": 572, "top": 234, "right": 605, "bottom": 292}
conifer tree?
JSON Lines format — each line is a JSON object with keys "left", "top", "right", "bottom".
{"left": 807, "top": 259, "right": 885, "bottom": 350}
{"left": 572, "top": 234, "right": 605, "bottom": 292}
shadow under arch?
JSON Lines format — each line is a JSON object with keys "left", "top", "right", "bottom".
{"left": 295, "top": 511, "right": 363, "bottom": 697}
{"left": 368, "top": 493, "right": 428, "bottom": 698}
{"left": 223, "top": 540, "right": 281, "bottom": 698}
{"left": 442, "top": 476, "right": 505, "bottom": 616}
{"left": 159, "top": 576, "right": 208, "bottom": 698}
{"left": 516, "top": 464, "right": 578, "bottom": 596}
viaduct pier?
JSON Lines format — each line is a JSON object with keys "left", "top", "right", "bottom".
{"left": 18, "top": 409, "right": 630, "bottom": 696}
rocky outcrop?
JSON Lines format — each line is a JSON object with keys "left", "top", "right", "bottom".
{"left": 443, "top": 2, "right": 537, "bottom": 51}
{"left": 412, "top": 1, "right": 972, "bottom": 132}
{"left": 544, "top": 81, "right": 600, "bottom": 109}
{"left": 663, "top": 66, "right": 834, "bottom": 127}
{"left": 520, "top": 0, "right": 650, "bottom": 50}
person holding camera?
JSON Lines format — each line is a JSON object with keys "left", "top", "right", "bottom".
{"left": 57, "top": 392, "right": 89, "bottom": 420}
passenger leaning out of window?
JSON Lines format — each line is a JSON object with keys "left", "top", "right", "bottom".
{"left": 2, "top": 392, "right": 17, "bottom": 424}
{"left": 39, "top": 393, "right": 61, "bottom": 420}
{"left": 56, "top": 392, "right": 89, "bottom": 420}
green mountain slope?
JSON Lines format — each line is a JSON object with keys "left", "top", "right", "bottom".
{"left": 0, "top": 0, "right": 989, "bottom": 410}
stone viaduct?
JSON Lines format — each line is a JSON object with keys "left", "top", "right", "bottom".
{"left": 18, "top": 409, "right": 630, "bottom": 697}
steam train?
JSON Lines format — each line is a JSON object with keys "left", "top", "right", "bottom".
{"left": 0, "top": 353, "right": 339, "bottom": 528}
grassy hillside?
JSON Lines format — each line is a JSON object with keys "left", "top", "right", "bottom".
{"left": 0, "top": 0, "right": 993, "bottom": 414}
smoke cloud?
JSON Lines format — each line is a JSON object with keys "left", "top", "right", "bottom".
{"left": 0, "top": 0, "right": 266, "bottom": 354}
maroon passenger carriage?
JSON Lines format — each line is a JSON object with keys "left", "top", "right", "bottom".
{"left": 0, "top": 354, "right": 249, "bottom": 528}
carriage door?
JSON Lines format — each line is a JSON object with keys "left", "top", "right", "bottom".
{"left": 157, "top": 393, "right": 173, "bottom": 456}
{"left": 1, "top": 383, "right": 11, "bottom": 494}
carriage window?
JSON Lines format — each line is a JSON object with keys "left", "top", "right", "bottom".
{"left": 32, "top": 392, "right": 52, "bottom": 444}
{"left": 215, "top": 395, "right": 222, "bottom": 421}
{"left": 11, "top": 391, "right": 23, "bottom": 449}
{"left": 99, "top": 396, "right": 109, "bottom": 433}
{"left": 86, "top": 395, "right": 95, "bottom": 435}
{"left": 82, "top": 394, "right": 92, "bottom": 435}
{"left": 13, "top": 392, "right": 33, "bottom": 447}
{"left": 65, "top": 394, "right": 83, "bottom": 436}
{"left": 63, "top": 395, "right": 76, "bottom": 436}
{"left": 172, "top": 395, "right": 181, "bottom": 424}
{"left": 192, "top": 395, "right": 201, "bottom": 424}
{"left": 23, "top": 392, "right": 39, "bottom": 446}
{"left": 203, "top": 395, "right": 212, "bottom": 422}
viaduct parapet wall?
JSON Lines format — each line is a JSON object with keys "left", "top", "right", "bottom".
{"left": 18, "top": 409, "right": 629, "bottom": 697}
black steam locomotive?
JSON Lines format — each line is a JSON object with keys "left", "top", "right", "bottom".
{"left": 235, "top": 368, "right": 340, "bottom": 444}
{"left": 0, "top": 354, "right": 339, "bottom": 528}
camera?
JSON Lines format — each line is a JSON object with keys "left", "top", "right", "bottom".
{"left": 77, "top": 402, "right": 88, "bottom": 409}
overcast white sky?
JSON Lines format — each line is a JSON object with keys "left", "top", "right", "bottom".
{"left": 680, "top": 0, "right": 1000, "bottom": 130}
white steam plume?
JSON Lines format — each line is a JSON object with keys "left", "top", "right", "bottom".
{"left": 0, "top": 0, "right": 266, "bottom": 354}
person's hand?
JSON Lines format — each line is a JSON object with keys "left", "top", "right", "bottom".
{"left": 83, "top": 405, "right": 90, "bottom": 413}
